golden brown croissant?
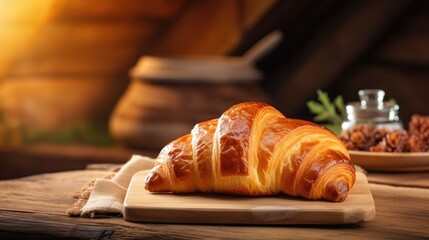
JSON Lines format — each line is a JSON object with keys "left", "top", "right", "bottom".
{"left": 145, "top": 102, "right": 356, "bottom": 202}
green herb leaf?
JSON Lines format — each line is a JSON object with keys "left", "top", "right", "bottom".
{"left": 307, "top": 101, "right": 325, "bottom": 114}
{"left": 306, "top": 90, "right": 346, "bottom": 135}
{"left": 314, "top": 111, "right": 332, "bottom": 122}
{"left": 334, "top": 95, "right": 346, "bottom": 120}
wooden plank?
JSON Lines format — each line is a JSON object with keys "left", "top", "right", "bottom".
{"left": 241, "top": 0, "right": 277, "bottom": 32}
{"left": 154, "top": 0, "right": 243, "bottom": 55}
{"left": 124, "top": 171, "right": 375, "bottom": 225}
{"left": 372, "top": 2, "right": 429, "bottom": 65}
{"left": 0, "top": 76, "right": 128, "bottom": 129}
{"left": 154, "top": 0, "right": 277, "bottom": 55}
{"left": 270, "top": 0, "right": 411, "bottom": 116}
{"left": 8, "top": 23, "right": 155, "bottom": 76}
{"left": 231, "top": 0, "right": 345, "bottom": 89}
{"left": 0, "top": 144, "right": 157, "bottom": 180}
{"left": 0, "top": 0, "right": 55, "bottom": 79}
{"left": 0, "top": 26, "right": 36, "bottom": 63}
{"left": 51, "top": 0, "right": 188, "bottom": 22}
{"left": 0, "top": 0, "right": 55, "bottom": 22}
{"left": 0, "top": 170, "right": 429, "bottom": 238}
{"left": 374, "top": 33, "right": 429, "bottom": 65}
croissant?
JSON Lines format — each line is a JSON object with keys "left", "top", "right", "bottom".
{"left": 145, "top": 102, "right": 356, "bottom": 202}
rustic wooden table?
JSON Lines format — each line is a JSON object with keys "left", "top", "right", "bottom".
{"left": 1, "top": 167, "right": 429, "bottom": 239}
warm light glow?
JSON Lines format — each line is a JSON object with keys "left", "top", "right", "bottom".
{"left": 0, "top": 0, "right": 55, "bottom": 79}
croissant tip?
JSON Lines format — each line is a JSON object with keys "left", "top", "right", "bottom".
{"left": 145, "top": 169, "right": 170, "bottom": 192}
{"left": 144, "top": 171, "right": 154, "bottom": 191}
{"left": 325, "top": 180, "right": 350, "bottom": 202}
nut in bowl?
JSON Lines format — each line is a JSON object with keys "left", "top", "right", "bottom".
{"left": 340, "top": 115, "right": 429, "bottom": 171}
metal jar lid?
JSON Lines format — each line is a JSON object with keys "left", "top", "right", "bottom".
{"left": 346, "top": 89, "right": 400, "bottom": 122}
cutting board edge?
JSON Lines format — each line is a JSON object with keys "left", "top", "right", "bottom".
{"left": 123, "top": 208, "right": 371, "bottom": 225}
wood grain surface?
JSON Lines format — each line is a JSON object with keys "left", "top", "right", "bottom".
{"left": 1, "top": 169, "right": 429, "bottom": 239}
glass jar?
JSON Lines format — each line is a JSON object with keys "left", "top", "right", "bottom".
{"left": 342, "top": 89, "right": 403, "bottom": 132}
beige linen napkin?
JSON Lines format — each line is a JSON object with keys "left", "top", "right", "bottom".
{"left": 67, "top": 155, "right": 155, "bottom": 218}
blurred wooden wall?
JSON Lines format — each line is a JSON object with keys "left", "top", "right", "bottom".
{"left": 239, "top": 0, "right": 429, "bottom": 126}
{"left": 2, "top": 0, "right": 426, "bottom": 135}
{"left": 0, "top": 0, "right": 276, "bottom": 130}
{"left": 336, "top": 0, "right": 429, "bottom": 125}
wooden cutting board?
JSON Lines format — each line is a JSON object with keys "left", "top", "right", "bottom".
{"left": 123, "top": 171, "right": 375, "bottom": 225}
